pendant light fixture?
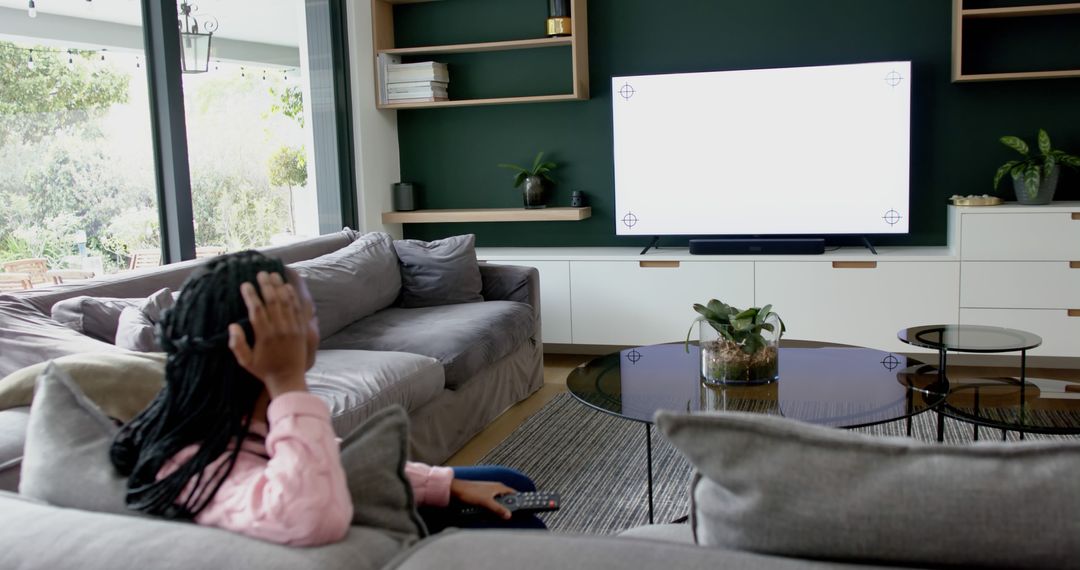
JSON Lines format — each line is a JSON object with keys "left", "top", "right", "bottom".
{"left": 178, "top": 1, "right": 218, "bottom": 74}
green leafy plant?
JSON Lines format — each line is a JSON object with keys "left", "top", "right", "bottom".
{"left": 497, "top": 151, "right": 556, "bottom": 188}
{"left": 685, "top": 300, "right": 786, "bottom": 355}
{"left": 994, "top": 129, "right": 1080, "bottom": 199}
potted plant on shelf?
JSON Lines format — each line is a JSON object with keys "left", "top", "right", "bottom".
{"left": 994, "top": 129, "right": 1080, "bottom": 205}
{"left": 498, "top": 151, "right": 556, "bottom": 209}
{"left": 685, "top": 300, "right": 785, "bottom": 385}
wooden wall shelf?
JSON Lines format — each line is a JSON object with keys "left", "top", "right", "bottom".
{"left": 382, "top": 207, "right": 591, "bottom": 224}
{"left": 953, "top": 0, "right": 1080, "bottom": 81}
{"left": 372, "top": 0, "right": 589, "bottom": 109}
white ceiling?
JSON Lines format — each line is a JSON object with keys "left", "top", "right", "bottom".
{"left": 0, "top": 0, "right": 303, "bottom": 47}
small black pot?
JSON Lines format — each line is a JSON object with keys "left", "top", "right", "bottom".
{"left": 522, "top": 176, "right": 547, "bottom": 209}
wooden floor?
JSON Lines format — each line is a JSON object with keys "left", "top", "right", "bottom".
{"left": 445, "top": 354, "right": 1080, "bottom": 466}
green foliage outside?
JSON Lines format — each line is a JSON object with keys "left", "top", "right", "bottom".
{"left": 0, "top": 39, "right": 308, "bottom": 275}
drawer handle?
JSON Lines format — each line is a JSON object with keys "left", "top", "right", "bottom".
{"left": 1067, "top": 385, "right": 1080, "bottom": 394}
{"left": 1073, "top": 213, "right": 1080, "bottom": 220}
{"left": 1069, "top": 310, "right": 1080, "bottom": 317}
{"left": 832, "top": 261, "right": 877, "bottom": 269}
{"left": 1071, "top": 262, "right": 1080, "bottom": 269}
{"left": 639, "top": 261, "right": 680, "bottom": 268}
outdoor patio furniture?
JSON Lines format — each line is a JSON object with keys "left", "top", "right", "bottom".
{"left": 2, "top": 259, "right": 48, "bottom": 284}
{"left": 0, "top": 272, "right": 33, "bottom": 291}
{"left": 128, "top": 249, "right": 162, "bottom": 271}
{"left": 46, "top": 269, "right": 96, "bottom": 285}
{"left": 195, "top": 246, "right": 225, "bottom": 259}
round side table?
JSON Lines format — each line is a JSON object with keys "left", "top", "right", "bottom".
{"left": 898, "top": 324, "right": 1043, "bottom": 441}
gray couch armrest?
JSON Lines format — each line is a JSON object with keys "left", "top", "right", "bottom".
{"left": 385, "top": 530, "right": 875, "bottom": 570}
{"left": 479, "top": 264, "right": 540, "bottom": 338}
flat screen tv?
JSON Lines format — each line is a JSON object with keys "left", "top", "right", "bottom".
{"left": 612, "top": 61, "right": 911, "bottom": 237}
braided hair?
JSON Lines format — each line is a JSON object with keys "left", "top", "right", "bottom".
{"left": 110, "top": 250, "right": 287, "bottom": 519}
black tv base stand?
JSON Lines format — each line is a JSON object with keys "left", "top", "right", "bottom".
{"left": 860, "top": 235, "right": 878, "bottom": 255}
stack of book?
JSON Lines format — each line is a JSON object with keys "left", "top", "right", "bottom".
{"left": 386, "top": 61, "right": 449, "bottom": 103}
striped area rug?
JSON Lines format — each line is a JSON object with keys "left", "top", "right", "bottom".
{"left": 478, "top": 392, "right": 1080, "bottom": 535}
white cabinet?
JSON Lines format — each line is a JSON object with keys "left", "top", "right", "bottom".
{"left": 958, "top": 211, "right": 1080, "bottom": 261}
{"left": 951, "top": 204, "right": 1080, "bottom": 357}
{"left": 755, "top": 261, "right": 959, "bottom": 353}
{"left": 960, "top": 309, "right": 1080, "bottom": 357}
{"left": 961, "top": 262, "right": 1080, "bottom": 309}
{"left": 569, "top": 261, "right": 754, "bottom": 346}
{"left": 484, "top": 260, "right": 572, "bottom": 344}
{"left": 477, "top": 206, "right": 1080, "bottom": 359}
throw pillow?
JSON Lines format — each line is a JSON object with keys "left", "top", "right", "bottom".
{"left": 290, "top": 232, "right": 402, "bottom": 339}
{"left": 19, "top": 362, "right": 132, "bottom": 515}
{"left": 51, "top": 296, "right": 141, "bottom": 343}
{"left": 0, "top": 295, "right": 120, "bottom": 379}
{"left": 0, "top": 351, "right": 165, "bottom": 421}
{"left": 115, "top": 288, "right": 174, "bottom": 352}
{"left": 340, "top": 405, "right": 427, "bottom": 538}
{"left": 656, "top": 411, "right": 1080, "bottom": 569}
{"left": 393, "top": 234, "right": 483, "bottom": 308}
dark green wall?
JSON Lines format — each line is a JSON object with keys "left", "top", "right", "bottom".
{"left": 394, "top": 0, "right": 1080, "bottom": 247}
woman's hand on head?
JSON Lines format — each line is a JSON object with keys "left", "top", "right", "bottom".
{"left": 449, "top": 480, "right": 517, "bottom": 520}
{"left": 228, "top": 271, "right": 309, "bottom": 398}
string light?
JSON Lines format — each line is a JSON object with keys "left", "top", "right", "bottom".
{"left": 10, "top": 45, "right": 289, "bottom": 77}
{"left": 27, "top": 0, "right": 36, "bottom": 18}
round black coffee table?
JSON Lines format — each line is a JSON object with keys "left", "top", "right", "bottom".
{"left": 566, "top": 341, "right": 946, "bottom": 523}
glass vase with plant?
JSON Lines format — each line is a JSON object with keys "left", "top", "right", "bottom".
{"left": 498, "top": 151, "right": 556, "bottom": 209}
{"left": 685, "top": 299, "right": 785, "bottom": 385}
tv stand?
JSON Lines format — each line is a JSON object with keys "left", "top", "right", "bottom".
{"left": 860, "top": 236, "right": 879, "bottom": 255}
{"left": 640, "top": 236, "right": 660, "bottom": 255}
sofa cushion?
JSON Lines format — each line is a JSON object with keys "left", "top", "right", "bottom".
{"left": 290, "top": 232, "right": 401, "bottom": 340}
{"left": 0, "top": 351, "right": 165, "bottom": 421}
{"left": 0, "top": 407, "right": 29, "bottom": 492}
{"left": 115, "top": 288, "right": 175, "bottom": 352}
{"left": 0, "top": 490, "right": 406, "bottom": 570}
{"left": 0, "top": 295, "right": 120, "bottom": 378}
{"left": 307, "top": 350, "right": 444, "bottom": 436}
{"left": 393, "top": 234, "right": 483, "bottom": 309}
{"left": 656, "top": 410, "right": 1080, "bottom": 569}
{"left": 51, "top": 296, "right": 140, "bottom": 343}
{"left": 320, "top": 301, "right": 534, "bottom": 389}
{"left": 618, "top": 523, "right": 695, "bottom": 544}
{"left": 20, "top": 363, "right": 130, "bottom": 515}
{"left": 340, "top": 405, "right": 427, "bottom": 538}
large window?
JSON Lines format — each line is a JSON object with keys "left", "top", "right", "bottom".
{"left": 0, "top": 0, "right": 353, "bottom": 288}
{"left": 0, "top": 10, "right": 159, "bottom": 279}
{"left": 179, "top": 0, "right": 320, "bottom": 251}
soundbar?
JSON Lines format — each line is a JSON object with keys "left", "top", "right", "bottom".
{"left": 689, "top": 238, "right": 825, "bottom": 255}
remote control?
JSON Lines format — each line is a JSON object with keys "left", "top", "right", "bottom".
{"left": 458, "top": 491, "right": 561, "bottom": 516}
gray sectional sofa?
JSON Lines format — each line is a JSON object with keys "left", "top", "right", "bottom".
{"left": 0, "top": 229, "right": 544, "bottom": 492}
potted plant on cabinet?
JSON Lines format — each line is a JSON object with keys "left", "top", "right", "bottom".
{"left": 994, "top": 129, "right": 1080, "bottom": 205}
{"left": 498, "top": 151, "right": 556, "bottom": 209}
{"left": 685, "top": 299, "right": 785, "bottom": 385}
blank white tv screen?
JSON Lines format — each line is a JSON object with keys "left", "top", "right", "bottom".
{"left": 612, "top": 61, "right": 911, "bottom": 236}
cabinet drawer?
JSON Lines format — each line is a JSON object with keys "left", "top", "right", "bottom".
{"left": 961, "top": 262, "right": 1080, "bottom": 309}
{"left": 960, "top": 308, "right": 1080, "bottom": 358}
{"left": 483, "top": 260, "right": 571, "bottom": 344}
{"left": 960, "top": 212, "right": 1080, "bottom": 261}
{"left": 755, "top": 261, "right": 959, "bottom": 353}
{"left": 570, "top": 261, "right": 754, "bottom": 346}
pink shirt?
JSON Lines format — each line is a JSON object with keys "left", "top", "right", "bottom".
{"left": 159, "top": 393, "right": 454, "bottom": 546}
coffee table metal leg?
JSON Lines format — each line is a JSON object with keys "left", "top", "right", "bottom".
{"left": 645, "top": 423, "right": 654, "bottom": 524}
{"left": 1019, "top": 349, "right": 1027, "bottom": 441}
{"left": 937, "top": 348, "right": 947, "bottom": 443}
